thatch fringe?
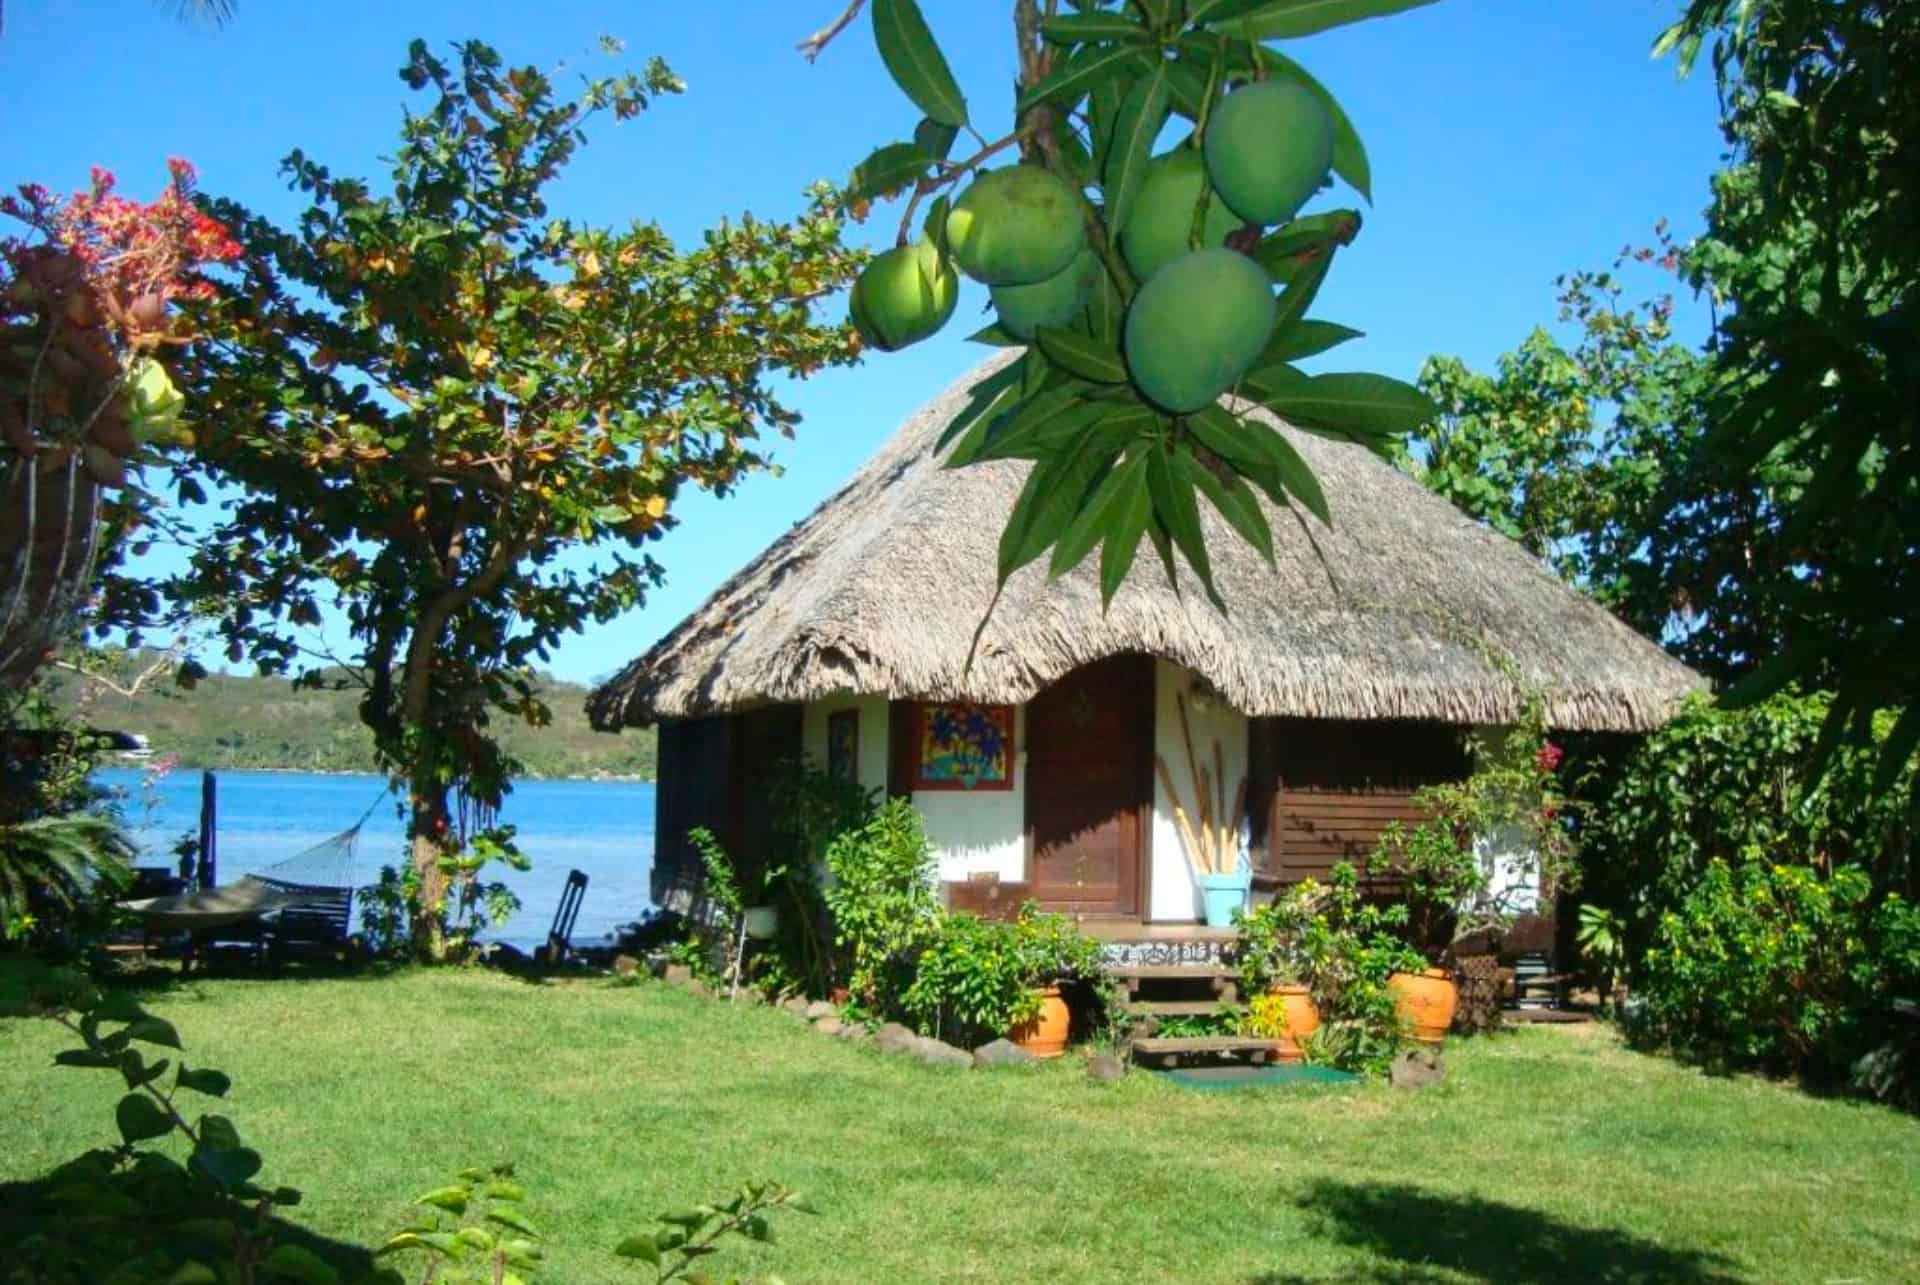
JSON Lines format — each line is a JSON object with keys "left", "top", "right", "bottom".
{"left": 589, "top": 357, "right": 1704, "bottom": 734}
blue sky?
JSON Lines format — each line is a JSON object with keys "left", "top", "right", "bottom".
{"left": 1, "top": 1, "right": 1725, "bottom": 686}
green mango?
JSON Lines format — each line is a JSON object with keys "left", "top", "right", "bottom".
{"left": 1120, "top": 150, "right": 1241, "bottom": 281}
{"left": 1203, "top": 81, "right": 1335, "bottom": 226}
{"left": 946, "top": 166, "right": 1085, "bottom": 286}
{"left": 990, "top": 249, "right": 1102, "bottom": 340}
{"left": 849, "top": 239, "right": 958, "bottom": 353}
{"left": 1123, "top": 249, "right": 1277, "bottom": 414}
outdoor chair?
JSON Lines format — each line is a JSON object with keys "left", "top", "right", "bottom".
{"left": 533, "top": 869, "right": 589, "bottom": 965}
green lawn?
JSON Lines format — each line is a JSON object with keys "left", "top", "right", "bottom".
{"left": 3, "top": 966, "right": 1917, "bottom": 1283}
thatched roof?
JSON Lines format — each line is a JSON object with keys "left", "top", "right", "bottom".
{"left": 589, "top": 357, "right": 1704, "bottom": 734}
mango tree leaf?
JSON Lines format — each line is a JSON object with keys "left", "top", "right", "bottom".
{"left": 1104, "top": 63, "right": 1171, "bottom": 234}
{"left": 1035, "top": 326, "right": 1128, "bottom": 384}
{"left": 1229, "top": 0, "right": 1440, "bottom": 41}
{"left": 872, "top": 0, "right": 968, "bottom": 127}
{"left": 1248, "top": 370, "right": 1435, "bottom": 437}
{"left": 1188, "top": 404, "right": 1331, "bottom": 524}
{"left": 1254, "top": 209, "right": 1361, "bottom": 281}
{"left": 966, "top": 322, "right": 1021, "bottom": 348}
{"left": 1098, "top": 458, "right": 1156, "bottom": 605}
{"left": 1041, "top": 12, "right": 1149, "bottom": 44}
{"left": 937, "top": 360, "right": 1023, "bottom": 456}
{"left": 1084, "top": 268, "right": 1125, "bottom": 343}
{"left": 1049, "top": 448, "right": 1149, "bottom": 579}
{"left": 197, "top": 1114, "right": 242, "bottom": 1153}
{"left": 913, "top": 117, "right": 958, "bottom": 164}
{"left": 1180, "top": 445, "right": 1275, "bottom": 563}
{"left": 1000, "top": 428, "right": 1124, "bottom": 582}
{"left": 922, "top": 193, "right": 950, "bottom": 245}
{"left": 1269, "top": 245, "right": 1335, "bottom": 333}
{"left": 1260, "top": 319, "right": 1363, "bottom": 363}
{"left": 1018, "top": 43, "right": 1151, "bottom": 113}
{"left": 1088, "top": 74, "right": 1126, "bottom": 176}
{"left": 973, "top": 386, "right": 1098, "bottom": 461}
{"left": 1163, "top": 56, "right": 1212, "bottom": 120}
{"left": 1146, "top": 441, "right": 1221, "bottom": 606}
{"left": 115, "top": 1092, "right": 174, "bottom": 1144}
{"left": 847, "top": 142, "right": 932, "bottom": 203}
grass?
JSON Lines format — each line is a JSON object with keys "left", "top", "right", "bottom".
{"left": 3, "top": 965, "right": 1918, "bottom": 1283}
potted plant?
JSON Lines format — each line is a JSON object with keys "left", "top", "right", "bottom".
{"left": 901, "top": 903, "right": 1101, "bottom": 1057}
{"left": 1234, "top": 864, "right": 1424, "bottom": 1073}
{"left": 1233, "top": 893, "right": 1321, "bottom": 1061}
{"left": 1371, "top": 709, "right": 1578, "bottom": 1043}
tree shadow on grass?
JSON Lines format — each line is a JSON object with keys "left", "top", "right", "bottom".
{"left": 1250, "top": 1180, "right": 1744, "bottom": 1285}
{"left": 0, "top": 1175, "right": 374, "bottom": 1281}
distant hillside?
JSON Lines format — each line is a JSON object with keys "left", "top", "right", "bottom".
{"left": 56, "top": 661, "right": 656, "bottom": 780}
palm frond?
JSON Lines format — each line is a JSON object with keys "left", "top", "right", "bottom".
{"left": 0, "top": 814, "right": 136, "bottom": 919}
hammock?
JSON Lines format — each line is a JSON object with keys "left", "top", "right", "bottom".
{"left": 123, "top": 794, "right": 380, "bottom": 931}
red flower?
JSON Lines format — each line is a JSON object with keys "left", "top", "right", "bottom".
{"left": 1535, "top": 742, "right": 1564, "bottom": 773}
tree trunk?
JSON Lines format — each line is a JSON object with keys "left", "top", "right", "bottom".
{"left": 409, "top": 771, "right": 454, "bottom": 962}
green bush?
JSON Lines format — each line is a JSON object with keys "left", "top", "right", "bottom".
{"left": 822, "top": 797, "right": 940, "bottom": 1010}
{"left": 1235, "top": 863, "right": 1424, "bottom": 1075}
{"left": 901, "top": 902, "right": 1103, "bottom": 1043}
{"left": 1636, "top": 855, "right": 1919, "bottom": 1104}
{"left": 1572, "top": 691, "right": 1916, "bottom": 937}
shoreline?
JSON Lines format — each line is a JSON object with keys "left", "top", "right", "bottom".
{"left": 100, "top": 762, "right": 655, "bottom": 785}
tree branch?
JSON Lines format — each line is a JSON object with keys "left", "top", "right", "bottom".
{"left": 797, "top": 0, "right": 868, "bottom": 63}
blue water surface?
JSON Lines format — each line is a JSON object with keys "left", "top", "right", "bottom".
{"left": 94, "top": 768, "right": 655, "bottom": 949}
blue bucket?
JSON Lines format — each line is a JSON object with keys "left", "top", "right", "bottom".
{"left": 1198, "top": 869, "right": 1252, "bottom": 928}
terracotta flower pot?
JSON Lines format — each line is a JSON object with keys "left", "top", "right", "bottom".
{"left": 1008, "top": 985, "right": 1071, "bottom": 1059}
{"left": 1268, "top": 984, "right": 1321, "bottom": 1063}
{"left": 1389, "top": 968, "right": 1459, "bottom": 1045}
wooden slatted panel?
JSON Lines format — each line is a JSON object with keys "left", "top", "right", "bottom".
{"left": 653, "top": 716, "right": 732, "bottom": 909}
{"left": 1248, "top": 717, "right": 1470, "bottom": 886}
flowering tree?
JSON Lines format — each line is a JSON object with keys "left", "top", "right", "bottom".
{"left": 1, "top": 161, "right": 238, "bottom": 682}
{"left": 165, "top": 40, "right": 864, "bottom": 957}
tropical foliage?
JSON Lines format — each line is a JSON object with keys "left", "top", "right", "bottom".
{"left": 816, "top": 0, "right": 1436, "bottom": 608}
{"left": 160, "top": 39, "right": 862, "bottom": 957}
{"left": 821, "top": 797, "right": 941, "bottom": 1009}
{"left": 1234, "top": 861, "right": 1422, "bottom": 1074}
{"left": 1636, "top": 856, "right": 1919, "bottom": 1106}
{"left": 901, "top": 901, "right": 1103, "bottom": 1041}
{"left": 1656, "top": 0, "right": 1919, "bottom": 798}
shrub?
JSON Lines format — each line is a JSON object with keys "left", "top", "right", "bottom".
{"left": 822, "top": 797, "right": 939, "bottom": 1009}
{"left": 1371, "top": 702, "right": 1578, "bottom": 954}
{"left": 1235, "top": 863, "right": 1423, "bottom": 1074}
{"left": 1572, "top": 691, "right": 1916, "bottom": 939}
{"left": 1636, "top": 854, "right": 1919, "bottom": 1103}
{"left": 901, "top": 902, "right": 1103, "bottom": 1043}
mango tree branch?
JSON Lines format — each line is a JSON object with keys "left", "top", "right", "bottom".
{"left": 797, "top": 0, "right": 868, "bottom": 62}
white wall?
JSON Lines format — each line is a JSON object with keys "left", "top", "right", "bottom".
{"left": 1149, "top": 659, "right": 1249, "bottom": 922}
{"left": 800, "top": 693, "right": 890, "bottom": 793}
{"left": 916, "top": 702, "right": 1028, "bottom": 885}
{"left": 799, "top": 695, "right": 1029, "bottom": 886}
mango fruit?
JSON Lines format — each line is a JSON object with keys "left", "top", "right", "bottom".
{"left": 990, "top": 249, "right": 1102, "bottom": 339}
{"left": 946, "top": 166, "right": 1085, "bottom": 286}
{"left": 1123, "top": 249, "right": 1276, "bottom": 414}
{"left": 1203, "top": 81, "right": 1334, "bottom": 226}
{"left": 849, "top": 239, "right": 958, "bottom": 353}
{"left": 1120, "top": 150, "right": 1241, "bottom": 281}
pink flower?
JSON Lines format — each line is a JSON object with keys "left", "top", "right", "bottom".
{"left": 1536, "top": 743, "right": 1564, "bottom": 773}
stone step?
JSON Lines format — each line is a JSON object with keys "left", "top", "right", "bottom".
{"left": 1103, "top": 963, "right": 1236, "bottom": 981}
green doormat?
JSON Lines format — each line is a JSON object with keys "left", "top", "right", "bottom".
{"left": 1162, "top": 1064, "right": 1361, "bottom": 1090}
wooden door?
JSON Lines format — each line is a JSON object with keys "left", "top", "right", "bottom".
{"left": 1025, "top": 654, "right": 1154, "bottom": 916}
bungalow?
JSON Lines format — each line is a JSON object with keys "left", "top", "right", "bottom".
{"left": 587, "top": 358, "right": 1702, "bottom": 939}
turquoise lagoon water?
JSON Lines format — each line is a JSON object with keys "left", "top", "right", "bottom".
{"left": 94, "top": 767, "right": 655, "bottom": 950}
